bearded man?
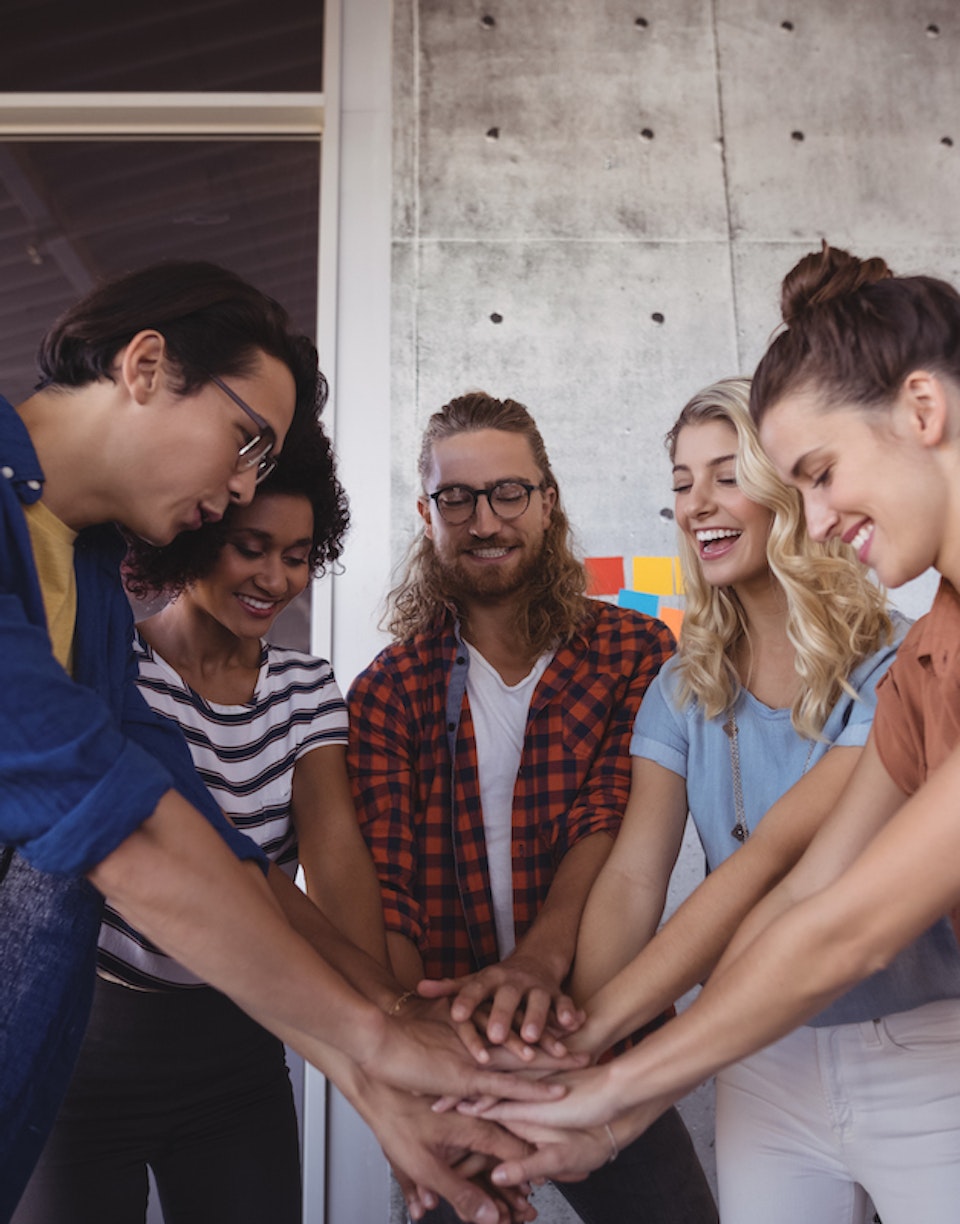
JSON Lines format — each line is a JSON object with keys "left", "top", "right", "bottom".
{"left": 348, "top": 391, "right": 718, "bottom": 1223}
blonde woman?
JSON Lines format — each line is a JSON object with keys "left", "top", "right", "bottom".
{"left": 519, "top": 377, "right": 960, "bottom": 1221}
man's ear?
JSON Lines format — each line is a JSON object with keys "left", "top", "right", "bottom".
{"left": 540, "top": 482, "right": 557, "bottom": 526}
{"left": 900, "top": 369, "right": 949, "bottom": 449}
{"left": 417, "top": 494, "right": 434, "bottom": 539}
{"left": 118, "top": 330, "right": 167, "bottom": 404}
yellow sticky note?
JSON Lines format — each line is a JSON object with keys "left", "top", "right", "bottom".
{"left": 672, "top": 556, "right": 685, "bottom": 596}
{"left": 631, "top": 556, "right": 675, "bottom": 597}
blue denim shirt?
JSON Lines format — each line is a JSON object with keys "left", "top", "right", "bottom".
{"left": 0, "top": 394, "right": 265, "bottom": 1216}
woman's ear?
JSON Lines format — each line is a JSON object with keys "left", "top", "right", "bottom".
{"left": 118, "top": 330, "right": 167, "bottom": 403}
{"left": 899, "top": 369, "right": 949, "bottom": 448}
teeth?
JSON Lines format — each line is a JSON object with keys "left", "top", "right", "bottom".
{"left": 696, "top": 529, "right": 740, "bottom": 543}
{"left": 472, "top": 547, "right": 510, "bottom": 558}
{"left": 238, "top": 595, "right": 275, "bottom": 611}
{"left": 850, "top": 523, "right": 872, "bottom": 553}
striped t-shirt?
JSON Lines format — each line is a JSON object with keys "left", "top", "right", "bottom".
{"left": 97, "top": 632, "right": 349, "bottom": 989}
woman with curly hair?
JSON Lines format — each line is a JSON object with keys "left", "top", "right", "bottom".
{"left": 17, "top": 414, "right": 387, "bottom": 1224}
{"left": 486, "top": 376, "right": 960, "bottom": 1222}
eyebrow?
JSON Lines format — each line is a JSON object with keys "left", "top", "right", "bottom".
{"left": 789, "top": 450, "right": 818, "bottom": 480}
{"left": 671, "top": 453, "right": 737, "bottom": 474}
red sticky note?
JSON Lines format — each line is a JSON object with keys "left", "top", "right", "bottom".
{"left": 585, "top": 556, "right": 625, "bottom": 596}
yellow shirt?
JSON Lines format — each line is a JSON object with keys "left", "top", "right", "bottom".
{"left": 24, "top": 499, "right": 78, "bottom": 675}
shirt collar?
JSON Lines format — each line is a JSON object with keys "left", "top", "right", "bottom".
{"left": 0, "top": 395, "right": 45, "bottom": 505}
{"left": 913, "top": 577, "right": 960, "bottom": 677}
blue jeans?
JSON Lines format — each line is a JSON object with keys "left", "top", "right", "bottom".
{"left": 0, "top": 850, "right": 103, "bottom": 1224}
{"left": 421, "top": 1105, "right": 718, "bottom": 1224}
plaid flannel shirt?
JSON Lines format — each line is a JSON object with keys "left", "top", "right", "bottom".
{"left": 348, "top": 602, "right": 675, "bottom": 981}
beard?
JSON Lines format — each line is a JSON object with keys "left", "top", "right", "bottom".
{"left": 433, "top": 535, "right": 548, "bottom": 603}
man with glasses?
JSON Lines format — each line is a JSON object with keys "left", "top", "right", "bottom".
{"left": 1, "top": 269, "right": 553, "bottom": 1224}
{"left": 349, "top": 391, "right": 718, "bottom": 1223}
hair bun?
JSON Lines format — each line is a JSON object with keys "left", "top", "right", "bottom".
{"left": 780, "top": 240, "right": 893, "bottom": 325}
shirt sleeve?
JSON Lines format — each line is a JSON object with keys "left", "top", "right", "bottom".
{"left": 556, "top": 613, "right": 676, "bottom": 858}
{"left": 829, "top": 640, "right": 902, "bottom": 751}
{"left": 0, "top": 589, "right": 174, "bottom": 874}
{"left": 348, "top": 656, "right": 429, "bottom": 949}
{"left": 629, "top": 662, "right": 690, "bottom": 780}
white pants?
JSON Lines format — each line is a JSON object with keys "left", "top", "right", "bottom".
{"left": 715, "top": 998, "right": 960, "bottom": 1224}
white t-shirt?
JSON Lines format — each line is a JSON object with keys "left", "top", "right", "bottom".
{"left": 465, "top": 643, "right": 553, "bottom": 957}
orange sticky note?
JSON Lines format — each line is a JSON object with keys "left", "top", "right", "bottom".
{"left": 585, "top": 556, "right": 624, "bottom": 596}
{"left": 631, "top": 556, "right": 675, "bottom": 597}
{"left": 658, "top": 605, "right": 685, "bottom": 638}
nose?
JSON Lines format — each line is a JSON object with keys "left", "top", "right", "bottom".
{"left": 803, "top": 489, "right": 839, "bottom": 542}
{"left": 682, "top": 478, "right": 715, "bottom": 520}
{"left": 255, "top": 553, "right": 287, "bottom": 596}
{"left": 227, "top": 466, "right": 258, "bottom": 506}
{"left": 469, "top": 491, "right": 501, "bottom": 536}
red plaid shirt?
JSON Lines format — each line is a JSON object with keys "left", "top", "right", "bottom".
{"left": 347, "top": 602, "right": 675, "bottom": 980}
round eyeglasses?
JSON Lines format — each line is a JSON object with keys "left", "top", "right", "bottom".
{"left": 428, "top": 480, "right": 543, "bottom": 525}
{"left": 207, "top": 374, "right": 278, "bottom": 484}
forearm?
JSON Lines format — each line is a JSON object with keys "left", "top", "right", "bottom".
{"left": 577, "top": 830, "right": 795, "bottom": 1053}
{"left": 89, "top": 790, "right": 385, "bottom": 1063}
{"left": 268, "top": 866, "right": 404, "bottom": 1010}
{"left": 388, "top": 930, "right": 427, "bottom": 991}
{"left": 515, "top": 833, "right": 615, "bottom": 984}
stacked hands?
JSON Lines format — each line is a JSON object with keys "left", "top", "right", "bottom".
{"left": 371, "top": 954, "right": 659, "bottom": 1224}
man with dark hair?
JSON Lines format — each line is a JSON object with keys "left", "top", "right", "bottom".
{"left": 349, "top": 392, "right": 718, "bottom": 1222}
{"left": 1, "top": 275, "right": 552, "bottom": 1224}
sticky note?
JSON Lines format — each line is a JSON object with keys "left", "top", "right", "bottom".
{"left": 585, "top": 556, "right": 625, "bottom": 596}
{"left": 672, "top": 556, "right": 685, "bottom": 596}
{"left": 631, "top": 556, "right": 675, "bottom": 597}
{"left": 658, "top": 605, "right": 685, "bottom": 638}
{"left": 618, "top": 588, "right": 659, "bottom": 616}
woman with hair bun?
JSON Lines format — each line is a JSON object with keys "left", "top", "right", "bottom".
{"left": 481, "top": 253, "right": 960, "bottom": 1224}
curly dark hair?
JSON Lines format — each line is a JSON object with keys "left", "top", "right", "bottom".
{"left": 124, "top": 410, "right": 349, "bottom": 600}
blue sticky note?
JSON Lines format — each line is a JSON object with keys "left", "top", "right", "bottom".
{"left": 618, "top": 588, "right": 659, "bottom": 615}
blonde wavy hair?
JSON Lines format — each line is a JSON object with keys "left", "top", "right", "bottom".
{"left": 386, "top": 391, "right": 594, "bottom": 652}
{"left": 667, "top": 377, "right": 893, "bottom": 740}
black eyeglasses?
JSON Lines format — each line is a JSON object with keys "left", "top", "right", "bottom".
{"left": 428, "top": 480, "right": 543, "bottom": 525}
{"left": 208, "top": 375, "right": 277, "bottom": 484}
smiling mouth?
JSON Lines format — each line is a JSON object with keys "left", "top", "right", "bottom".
{"left": 236, "top": 594, "right": 279, "bottom": 613}
{"left": 848, "top": 521, "right": 873, "bottom": 558}
{"left": 468, "top": 546, "right": 513, "bottom": 560}
{"left": 696, "top": 528, "right": 741, "bottom": 557}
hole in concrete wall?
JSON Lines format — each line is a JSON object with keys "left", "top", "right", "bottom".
{"left": 640, "top": 128, "right": 655, "bottom": 141}
{"left": 635, "top": 16, "right": 649, "bottom": 28}
{"left": 942, "top": 136, "right": 954, "bottom": 147}
{"left": 490, "top": 312, "right": 503, "bottom": 324}
{"left": 486, "top": 127, "right": 500, "bottom": 140}
{"left": 926, "top": 22, "right": 940, "bottom": 36}
{"left": 781, "top": 20, "right": 794, "bottom": 31}
{"left": 659, "top": 507, "right": 674, "bottom": 521}
{"left": 481, "top": 14, "right": 496, "bottom": 28}
{"left": 651, "top": 311, "right": 664, "bottom": 324}
{"left": 791, "top": 130, "right": 805, "bottom": 141}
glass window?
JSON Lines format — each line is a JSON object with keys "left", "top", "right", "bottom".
{"left": 0, "top": 140, "right": 319, "bottom": 403}
{"left": 3, "top": 0, "right": 323, "bottom": 92}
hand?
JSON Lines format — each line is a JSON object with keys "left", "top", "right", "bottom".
{"left": 363, "top": 1005, "right": 568, "bottom": 1105}
{"left": 418, "top": 952, "right": 584, "bottom": 1047}
{"left": 489, "top": 1116, "right": 618, "bottom": 1189}
{"left": 394, "top": 1149, "right": 537, "bottom": 1223}
{"left": 346, "top": 1073, "right": 537, "bottom": 1224}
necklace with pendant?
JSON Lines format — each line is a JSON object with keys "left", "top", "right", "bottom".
{"left": 722, "top": 708, "right": 815, "bottom": 843}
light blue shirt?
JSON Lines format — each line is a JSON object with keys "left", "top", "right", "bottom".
{"left": 632, "top": 626, "right": 960, "bottom": 1026}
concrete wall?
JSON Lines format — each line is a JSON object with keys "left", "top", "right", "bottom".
{"left": 391, "top": 0, "right": 957, "bottom": 622}
{"left": 377, "top": 2, "right": 960, "bottom": 1216}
